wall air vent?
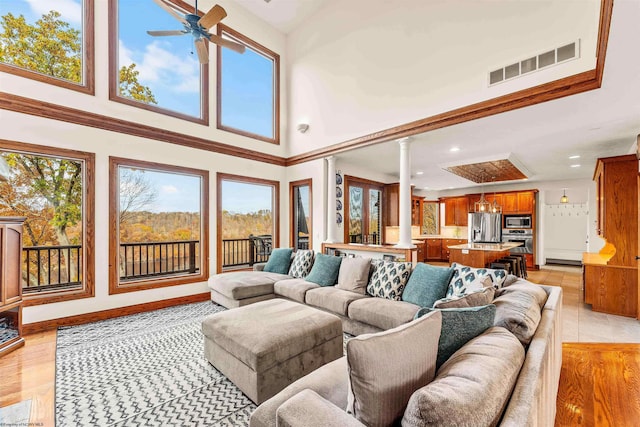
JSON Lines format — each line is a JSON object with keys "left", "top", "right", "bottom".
{"left": 488, "top": 40, "right": 580, "bottom": 86}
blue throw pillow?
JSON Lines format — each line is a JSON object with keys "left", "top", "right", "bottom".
{"left": 414, "top": 304, "right": 496, "bottom": 369}
{"left": 263, "top": 248, "right": 293, "bottom": 274}
{"left": 402, "top": 263, "right": 454, "bottom": 307}
{"left": 305, "top": 253, "right": 343, "bottom": 286}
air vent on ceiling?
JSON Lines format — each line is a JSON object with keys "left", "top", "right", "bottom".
{"left": 488, "top": 40, "right": 580, "bottom": 86}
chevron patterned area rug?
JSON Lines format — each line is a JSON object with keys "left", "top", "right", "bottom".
{"left": 55, "top": 301, "right": 256, "bottom": 426}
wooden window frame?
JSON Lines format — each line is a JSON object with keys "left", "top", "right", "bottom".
{"left": 0, "top": 139, "right": 95, "bottom": 306}
{"left": 216, "top": 173, "right": 279, "bottom": 273}
{"left": 216, "top": 23, "right": 280, "bottom": 145}
{"left": 289, "top": 179, "right": 312, "bottom": 249}
{"left": 108, "top": 157, "right": 209, "bottom": 294}
{"left": 0, "top": 0, "right": 95, "bottom": 95}
{"left": 107, "top": 0, "right": 209, "bottom": 125}
{"left": 343, "top": 175, "right": 385, "bottom": 244}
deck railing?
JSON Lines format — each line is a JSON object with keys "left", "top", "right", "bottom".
{"left": 22, "top": 235, "right": 309, "bottom": 290}
{"left": 119, "top": 240, "right": 199, "bottom": 281}
{"left": 23, "top": 245, "right": 82, "bottom": 293}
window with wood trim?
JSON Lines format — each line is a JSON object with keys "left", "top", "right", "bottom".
{"left": 217, "top": 173, "right": 279, "bottom": 272}
{"left": 109, "top": 157, "right": 209, "bottom": 294}
{"left": 108, "top": 0, "right": 208, "bottom": 124}
{"left": 216, "top": 24, "right": 280, "bottom": 144}
{"left": 290, "top": 179, "right": 312, "bottom": 250}
{"left": 0, "top": 140, "right": 95, "bottom": 306}
{"left": 0, "top": 0, "right": 94, "bottom": 94}
{"left": 344, "top": 176, "right": 383, "bottom": 245}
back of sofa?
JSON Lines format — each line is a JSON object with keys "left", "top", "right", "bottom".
{"left": 499, "top": 285, "right": 562, "bottom": 426}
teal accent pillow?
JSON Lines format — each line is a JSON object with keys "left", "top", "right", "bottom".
{"left": 263, "top": 248, "right": 293, "bottom": 274}
{"left": 402, "top": 263, "right": 454, "bottom": 307}
{"left": 305, "top": 254, "right": 343, "bottom": 286}
{"left": 414, "top": 304, "right": 496, "bottom": 369}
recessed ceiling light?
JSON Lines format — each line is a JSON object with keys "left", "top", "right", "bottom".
{"left": 450, "top": 147, "right": 460, "bottom": 152}
{"left": 569, "top": 155, "right": 580, "bottom": 159}
{"left": 416, "top": 171, "right": 424, "bottom": 175}
{"left": 423, "top": 186, "right": 429, "bottom": 190}
{"left": 570, "top": 164, "right": 581, "bottom": 168}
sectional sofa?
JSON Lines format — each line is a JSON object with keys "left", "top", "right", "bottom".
{"left": 207, "top": 250, "right": 563, "bottom": 426}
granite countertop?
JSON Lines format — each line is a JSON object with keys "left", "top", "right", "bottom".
{"left": 448, "top": 242, "right": 522, "bottom": 251}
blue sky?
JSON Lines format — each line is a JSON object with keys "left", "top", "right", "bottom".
{"left": 121, "top": 168, "right": 202, "bottom": 214}
{"left": 222, "top": 180, "right": 273, "bottom": 215}
{"left": 2, "top": 0, "right": 274, "bottom": 132}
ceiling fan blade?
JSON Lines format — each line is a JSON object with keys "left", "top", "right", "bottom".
{"left": 198, "top": 5, "right": 227, "bottom": 30}
{"left": 194, "top": 38, "right": 209, "bottom": 64}
{"left": 151, "top": 0, "right": 188, "bottom": 25}
{"left": 146, "top": 30, "right": 187, "bottom": 37}
{"left": 208, "top": 33, "right": 246, "bottom": 54}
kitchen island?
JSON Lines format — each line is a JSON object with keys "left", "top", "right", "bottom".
{"left": 448, "top": 242, "right": 522, "bottom": 268}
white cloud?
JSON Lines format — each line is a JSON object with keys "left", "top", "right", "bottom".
{"left": 162, "top": 185, "right": 179, "bottom": 194}
{"left": 118, "top": 39, "right": 201, "bottom": 95}
{"left": 25, "top": 0, "right": 82, "bottom": 24}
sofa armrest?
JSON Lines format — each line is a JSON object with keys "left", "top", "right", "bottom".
{"left": 253, "top": 263, "right": 267, "bottom": 271}
{"left": 276, "top": 389, "right": 365, "bottom": 427}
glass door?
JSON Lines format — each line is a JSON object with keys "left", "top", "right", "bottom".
{"left": 345, "top": 177, "right": 383, "bottom": 244}
{"left": 290, "top": 180, "right": 312, "bottom": 250}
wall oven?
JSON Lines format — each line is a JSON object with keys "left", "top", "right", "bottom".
{"left": 502, "top": 229, "right": 533, "bottom": 254}
{"left": 504, "top": 215, "right": 532, "bottom": 229}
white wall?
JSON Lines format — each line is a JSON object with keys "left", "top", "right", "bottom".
{"left": 2, "top": 0, "right": 288, "bottom": 158}
{"left": 286, "top": 0, "right": 600, "bottom": 156}
{"left": 1, "top": 110, "right": 286, "bottom": 325}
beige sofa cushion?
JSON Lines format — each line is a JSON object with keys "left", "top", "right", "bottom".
{"left": 208, "top": 271, "right": 290, "bottom": 299}
{"left": 493, "top": 288, "right": 543, "bottom": 346}
{"left": 402, "top": 326, "right": 524, "bottom": 427}
{"left": 274, "top": 278, "right": 320, "bottom": 303}
{"left": 201, "top": 299, "right": 341, "bottom": 372}
{"left": 346, "top": 310, "right": 442, "bottom": 427}
{"left": 336, "top": 257, "right": 371, "bottom": 294}
{"left": 249, "top": 357, "right": 349, "bottom": 427}
{"left": 495, "top": 281, "right": 548, "bottom": 309}
{"left": 347, "top": 297, "right": 421, "bottom": 331}
{"left": 433, "top": 286, "right": 495, "bottom": 309}
{"left": 305, "top": 287, "right": 369, "bottom": 316}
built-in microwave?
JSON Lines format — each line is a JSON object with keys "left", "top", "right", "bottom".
{"left": 505, "top": 215, "right": 532, "bottom": 229}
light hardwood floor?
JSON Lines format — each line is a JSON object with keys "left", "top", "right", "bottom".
{"left": 1, "top": 266, "right": 639, "bottom": 426}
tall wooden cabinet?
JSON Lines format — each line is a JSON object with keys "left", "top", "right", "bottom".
{"left": 442, "top": 197, "right": 469, "bottom": 226}
{"left": 0, "top": 217, "right": 25, "bottom": 356}
{"left": 583, "top": 154, "right": 638, "bottom": 318}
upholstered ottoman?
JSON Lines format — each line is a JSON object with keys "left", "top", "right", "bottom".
{"left": 201, "top": 299, "right": 343, "bottom": 404}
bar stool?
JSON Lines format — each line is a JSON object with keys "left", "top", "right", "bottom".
{"left": 498, "top": 257, "right": 519, "bottom": 277}
{"left": 503, "top": 256, "right": 524, "bottom": 277}
{"left": 509, "top": 254, "right": 528, "bottom": 278}
{"left": 489, "top": 262, "right": 511, "bottom": 274}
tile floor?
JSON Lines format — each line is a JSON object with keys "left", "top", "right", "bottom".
{"left": 527, "top": 265, "right": 640, "bottom": 343}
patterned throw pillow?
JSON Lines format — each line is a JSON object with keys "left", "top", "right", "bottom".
{"left": 288, "top": 250, "right": 314, "bottom": 278}
{"left": 446, "top": 263, "right": 507, "bottom": 298}
{"left": 366, "top": 260, "right": 412, "bottom": 300}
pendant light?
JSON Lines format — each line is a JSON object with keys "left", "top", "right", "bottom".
{"left": 560, "top": 189, "right": 569, "bottom": 204}
{"left": 474, "top": 180, "right": 491, "bottom": 212}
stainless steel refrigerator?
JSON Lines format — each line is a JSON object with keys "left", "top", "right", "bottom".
{"left": 468, "top": 213, "right": 502, "bottom": 243}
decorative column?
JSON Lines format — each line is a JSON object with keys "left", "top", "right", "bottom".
{"left": 395, "top": 138, "right": 415, "bottom": 248}
{"left": 325, "top": 156, "right": 338, "bottom": 243}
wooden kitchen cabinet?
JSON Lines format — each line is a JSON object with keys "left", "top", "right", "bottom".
{"left": 442, "top": 197, "right": 468, "bottom": 226}
{"left": 583, "top": 154, "right": 639, "bottom": 318}
{"left": 425, "top": 239, "right": 442, "bottom": 260}
{"left": 411, "top": 196, "right": 424, "bottom": 227}
{"left": 442, "top": 238, "right": 467, "bottom": 262}
{"left": 383, "top": 184, "right": 424, "bottom": 228}
{"left": 500, "top": 191, "right": 535, "bottom": 214}
{"left": 0, "top": 217, "right": 26, "bottom": 357}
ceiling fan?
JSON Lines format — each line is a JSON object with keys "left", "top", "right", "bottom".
{"left": 147, "top": 0, "right": 246, "bottom": 64}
